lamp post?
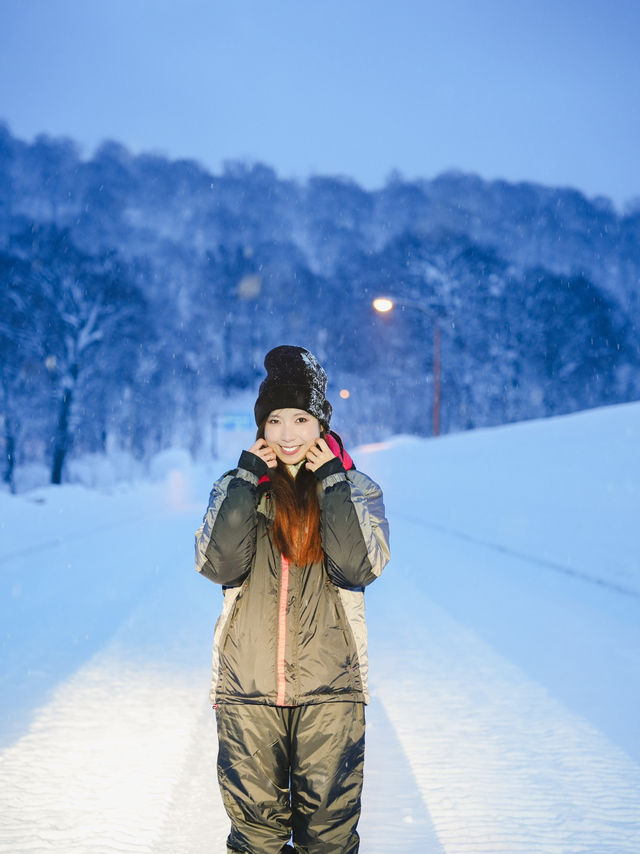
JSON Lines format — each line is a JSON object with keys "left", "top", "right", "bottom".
{"left": 373, "top": 297, "right": 441, "bottom": 437}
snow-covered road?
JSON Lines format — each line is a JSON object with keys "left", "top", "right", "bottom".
{"left": 1, "top": 403, "right": 640, "bottom": 852}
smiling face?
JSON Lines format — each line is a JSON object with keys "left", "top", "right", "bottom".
{"left": 263, "top": 408, "right": 321, "bottom": 465}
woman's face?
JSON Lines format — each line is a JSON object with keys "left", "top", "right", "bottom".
{"left": 264, "top": 408, "right": 321, "bottom": 465}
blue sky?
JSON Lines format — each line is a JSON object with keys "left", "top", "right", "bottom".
{"left": 1, "top": 0, "right": 639, "bottom": 208}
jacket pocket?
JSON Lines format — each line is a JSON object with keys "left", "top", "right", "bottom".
{"left": 211, "top": 583, "right": 246, "bottom": 699}
{"left": 324, "top": 578, "right": 360, "bottom": 692}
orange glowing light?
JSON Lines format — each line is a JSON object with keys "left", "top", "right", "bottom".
{"left": 339, "top": 389, "right": 350, "bottom": 399}
{"left": 373, "top": 297, "right": 394, "bottom": 313}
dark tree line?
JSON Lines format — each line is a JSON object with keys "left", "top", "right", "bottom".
{"left": 1, "top": 123, "right": 639, "bottom": 489}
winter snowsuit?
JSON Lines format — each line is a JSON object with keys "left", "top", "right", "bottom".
{"left": 195, "top": 436, "right": 390, "bottom": 853}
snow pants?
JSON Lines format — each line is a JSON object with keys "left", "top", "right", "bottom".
{"left": 215, "top": 701, "right": 365, "bottom": 854}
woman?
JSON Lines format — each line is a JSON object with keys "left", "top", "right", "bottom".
{"left": 195, "top": 345, "right": 390, "bottom": 853}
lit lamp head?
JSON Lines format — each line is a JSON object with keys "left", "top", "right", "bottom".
{"left": 373, "top": 297, "right": 394, "bottom": 313}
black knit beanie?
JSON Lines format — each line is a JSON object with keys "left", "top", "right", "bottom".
{"left": 254, "top": 345, "right": 332, "bottom": 429}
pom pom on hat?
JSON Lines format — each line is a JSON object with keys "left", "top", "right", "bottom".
{"left": 254, "top": 345, "right": 332, "bottom": 429}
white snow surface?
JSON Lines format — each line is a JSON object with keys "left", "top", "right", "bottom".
{"left": 1, "top": 401, "right": 639, "bottom": 852}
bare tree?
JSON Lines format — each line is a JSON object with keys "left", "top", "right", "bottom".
{"left": 10, "top": 226, "right": 147, "bottom": 484}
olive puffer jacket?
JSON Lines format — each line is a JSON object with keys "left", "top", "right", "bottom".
{"left": 194, "top": 437, "right": 390, "bottom": 707}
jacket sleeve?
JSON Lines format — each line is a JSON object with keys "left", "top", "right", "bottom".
{"left": 316, "top": 464, "right": 390, "bottom": 589}
{"left": 194, "top": 451, "right": 267, "bottom": 586}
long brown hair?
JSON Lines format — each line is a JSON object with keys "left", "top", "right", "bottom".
{"left": 257, "top": 424, "right": 324, "bottom": 566}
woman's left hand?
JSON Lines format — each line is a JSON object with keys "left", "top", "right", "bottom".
{"left": 305, "top": 437, "right": 336, "bottom": 472}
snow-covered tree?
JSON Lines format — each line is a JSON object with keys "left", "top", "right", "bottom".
{"left": 9, "top": 225, "right": 147, "bottom": 483}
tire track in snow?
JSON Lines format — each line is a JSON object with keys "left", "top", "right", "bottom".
{"left": 0, "top": 645, "right": 227, "bottom": 854}
{"left": 0, "top": 566, "right": 229, "bottom": 854}
{"left": 394, "top": 512, "right": 640, "bottom": 600}
{"left": 360, "top": 696, "right": 445, "bottom": 852}
{"left": 0, "top": 504, "right": 203, "bottom": 750}
{"left": 0, "top": 511, "right": 152, "bottom": 564}
{"left": 370, "top": 582, "right": 640, "bottom": 853}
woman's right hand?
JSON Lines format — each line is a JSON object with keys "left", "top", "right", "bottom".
{"left": 247, "top": 438, "right": 277, "bottom": 469}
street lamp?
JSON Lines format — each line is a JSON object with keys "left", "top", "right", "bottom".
{"left": 373, "top": 296, "right": 441, "bottom": 437}
{"left": 372, "top": 297, "right": 394, "bottom": 314}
